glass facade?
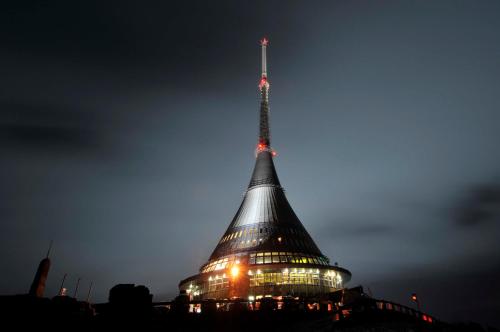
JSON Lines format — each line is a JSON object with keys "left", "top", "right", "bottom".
{"left": 249, "top": 252, "right": 329, "bottom": 265}
{"left": 186, "top": 250, "right": 348, "bottom": 300}
{"left": 210, "top": 221, "right": 324, "bottom": 258}
{"left": 201, "top": 252, "right": 330, "bottom": 273}
{"left": 180, "top": 265, "right": 346, "bottom": 300}
{"left": 248, "top": 269, "right": 342, "bottom": 289}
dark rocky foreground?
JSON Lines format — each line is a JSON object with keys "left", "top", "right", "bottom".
{"left": 0, "top": 285, "right": 497, "bottom": 332}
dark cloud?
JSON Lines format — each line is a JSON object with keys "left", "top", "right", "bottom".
{"left": 1, "top": 0, "right": 500, "bottom": 329}
{"left": 365, "top": 259, "right": 500, "bottom": 328}
{"left": 321, "top": 220, "right": 393, "bottom": 238}
{"left": 0, "top": 123, "right": 94, "bottom": 151}
{"left": 0, "top": 0, "right": 302, "bottom": 73}
{"left": 0, "top": 101, "right": 101, "bottom": 152}
{"left": 454, "top": 184, "right": 500, "bottom": 227}
{"left": 348, "top": 224, "right": 392, "bottom": 235}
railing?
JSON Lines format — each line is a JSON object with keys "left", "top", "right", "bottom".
{"left": 371, "top": 299, "right": 437, "bottom": 323}
{"left": 153, "top": 297, "right": 438, "bottom": 325}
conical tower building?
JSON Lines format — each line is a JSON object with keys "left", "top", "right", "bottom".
{"left": 179, "top": 38, "right": 351, "bottom": 300}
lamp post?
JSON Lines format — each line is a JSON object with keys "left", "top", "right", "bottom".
{"left": 411, "top": 293, "right": 421, "bottom": 312}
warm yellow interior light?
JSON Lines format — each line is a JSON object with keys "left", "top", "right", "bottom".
{"left": 231, "top": 266, "right": 240, "bottom": 278}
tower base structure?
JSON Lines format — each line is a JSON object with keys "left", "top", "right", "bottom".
{"left": 180, "top": 261, "right": 351, "bottom": 300}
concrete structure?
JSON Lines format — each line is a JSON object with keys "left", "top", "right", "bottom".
{"left": 28, "top": 242, "right": 52, "bottom": 297}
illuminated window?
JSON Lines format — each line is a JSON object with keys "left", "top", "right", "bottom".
{"left": 264, "top": 252, "right": 272, "bottom": 264}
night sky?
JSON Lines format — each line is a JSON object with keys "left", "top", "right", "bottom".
{"left": 1, "top": 0, "right": 500, "bottom": 327}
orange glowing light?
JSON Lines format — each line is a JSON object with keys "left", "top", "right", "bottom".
{"left": 231, "top": 266, "right": 240, "bottom": 278}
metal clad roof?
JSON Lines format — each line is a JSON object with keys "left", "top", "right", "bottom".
{"left": 208, "top": 151, "right": 324, "bottom": 260}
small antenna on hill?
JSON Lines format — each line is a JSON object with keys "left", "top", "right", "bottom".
{"left": 74, "top": 277, "right": 81, "bottom": 299}
{"left": 46, "top": 240, "right": 53, "bottom": 258}
{"left": 86, "top": 281, "right": 93, "bottom": 303}
{"left": 58, "top": 273, "right": 67, "bottom": 295}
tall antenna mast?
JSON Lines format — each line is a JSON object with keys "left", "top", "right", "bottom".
{"left": 261, "top": 37, "right": 268, "bottom": 79}
{"left": 257, "top": 37, "right": 272, "bottom": 151}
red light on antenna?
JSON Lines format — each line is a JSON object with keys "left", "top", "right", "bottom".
{"left": 261, "top": 37, "right": 269, "bottom": 46}
{"left": 411, "top": 293, "right": 418, "bottom": 302}
{"left": 259, "top": 77, "right": 268, "bottom": 88}
{"left": 272, "top": 151, "right": 277, "bottom": 157}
